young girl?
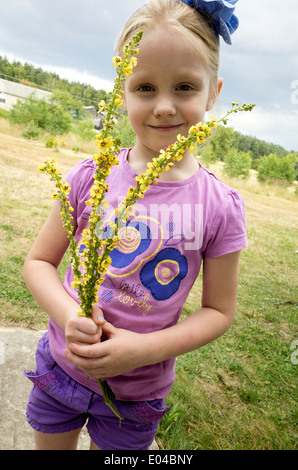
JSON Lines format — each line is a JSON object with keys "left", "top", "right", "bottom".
{"left": 23, "top": 0, "right": 246, "bottom": 450}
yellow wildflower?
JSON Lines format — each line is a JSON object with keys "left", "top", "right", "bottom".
{"left": 176, "top": 149, "right": 185, "bottom": 161}
{"left": 123, "top": 66, "right": 133, "bottom": 76}
{"left": 130, "top": 57, "right": 138, "bottom": 67}
{"left": 188, "top": 143, "right": 196, "bottom": 154}
{"left": 96, "top": 135, "right": 114, "bottom": 149}
{"left": 90, "top": 184, "right": 104, "bottom": 199}
{"left": 48, "top": 166, "right": 59, "bottom": 175}
{"left": 129, "top": 186, "right": 136, "bottom": 195}
{"left": 108, "top": 155, "right": 119, "bottom": 166}
{"left": 61, "top": 182, "right": 71, "bottom": 194}
{"left": 115, "top": 95, "right": 124, "bottom": 107}
{"left": 209, "top": 116, "right": 217, "bottom": 127}
{"left": 189, "top": 124, "right": 201, "bottom": 135}
{"left": 146, "top": 166, "right": 159, "bottom": 178}
{"left": 101, "top": 257, "right": 112, "bottom": 270}
{"left": 98, "top": 100, "right": 106, "bottom": 113}
{"left": 112, "top": 56, "right": 122, "bottom": 67}
{"left": 165, "top": 161, "right": 174, "bottom": 172}
{"left": 177, "top": 134, "right": 186, "bottom": 143}
{"left": 83, "top": 274, "right": 91, "bottom": 284}
{"left": 101, "top": 200, "right": 110, "bottom": 209}
{"left": 201, "top": 124, "right": 211, "bottom": 136}
{"left": 98, "top": 147, "right": 110, "bottom": 158}
{"left": 77, "top": 310, "right": 86, "bottom": 317}
{"left": 85, "top": 198, "right": 94, "bottom": 206}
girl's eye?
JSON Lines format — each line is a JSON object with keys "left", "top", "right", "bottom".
{"left": 177, "top": 84, "right": 193, "bottom": 91}
{"left": 138, "top": 84, "right": 154, "bottom": 92}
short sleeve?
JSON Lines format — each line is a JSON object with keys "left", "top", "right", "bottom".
{"left": 64, "top": 158, "right": 95, "bottom": 220}
{"left": 204, "top": 189, "right": 248, "bottom": 258}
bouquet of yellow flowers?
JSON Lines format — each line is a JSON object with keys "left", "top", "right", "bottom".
{"left": 38, "top": 31, "right": 254, "bottom": 420}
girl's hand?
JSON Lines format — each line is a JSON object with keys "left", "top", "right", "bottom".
{"left": 64, "top": 305, "right": 106, "bottom": 349}
{"left": 64, "top": 321, "right": 146, "bottom": 378}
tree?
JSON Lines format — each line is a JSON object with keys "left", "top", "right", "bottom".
{"left": 278, "top": 154, "right": 297, "bottom": 183}
{"left": 46, "top": 104, "right": 72, "bottom": 134}
{"left": 257, "top": 154, "right": 281, "bottom": 182}
{"left": 51, "top": 90, "right": 86, "bottom": 118}
{"left": 10, "top": 94, "right": 50, "bottom": 129}
{"left": 209, "top": 125, "right": 234, "bottom": 160}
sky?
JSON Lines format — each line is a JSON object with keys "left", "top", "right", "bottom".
{"left": 0, "top": 0, "right": 297, "bottom": 151}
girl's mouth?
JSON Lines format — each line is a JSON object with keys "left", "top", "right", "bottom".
{"left": 148, "top": 124, "right": 183, "bottom": 133}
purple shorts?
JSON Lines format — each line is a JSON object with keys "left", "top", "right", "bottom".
{"left": 24, "top": 333, "right": 168, "bottom": 450}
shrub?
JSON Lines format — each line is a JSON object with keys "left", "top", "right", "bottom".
{"left": 0, "top": 108, "right": 10, "bottom": 119}
{"left": 278, "top": 154, "right": 297, "bottom": 183}
{"left": 45, "top": 136, "right": 58, "bottom": 149}
{"left": 22, "top": 121, "right": 40, "bottom": 140}
{"left": 199, "top": 143, "right": 217, "bottom": 166}
{"left": 45, "top": 105, "right": 72, "bottom": 134}
{"left": 208, "top": 125, "right": 234, "bottom": 161}
{"left": 111, "top": 114, "right": 136, "bottom": 148}
{"left": 224, "top": 151, "right": 252, "bottom": 179}
{"left": 257, "top": 153, "right": 297, "bottom": 183}
{"left": 9, "top": 93, "right": 72, "bottom": 134}
{"left": 10, "top": 94, "right": 49, "bottom": 128}
{"left": 74, "top": 118, "right": 96, "bottom": 141}
{"left": 51, "top": 90, "right": 85, "bottom": 118}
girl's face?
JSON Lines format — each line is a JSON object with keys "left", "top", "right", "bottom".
{"left": 124, "top": 26, "right": 219, "bottom": 159}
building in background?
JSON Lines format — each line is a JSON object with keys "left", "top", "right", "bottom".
{"left": 0, "top": 78, "right": 104, "bottom": 130}
{"left": 0, "top": 78, "right": 52, "bottom": 110}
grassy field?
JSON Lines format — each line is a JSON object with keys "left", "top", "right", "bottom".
{"left": 0, "top": 117, "right": 297, "bottom": 450}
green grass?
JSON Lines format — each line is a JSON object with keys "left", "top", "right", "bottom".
{"left": 155, "top": 169, "right": 298, "bottom": 450}
{"left": 0, "top": 119, "right": 297, "bottom": 449}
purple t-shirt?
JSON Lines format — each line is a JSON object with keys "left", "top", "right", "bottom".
{"left": 48, "top": 148, "right": 247, "bottom": 401}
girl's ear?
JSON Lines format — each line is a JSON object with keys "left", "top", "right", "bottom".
{"left": 206, "top": 78, "right": 223, "bottom": 111}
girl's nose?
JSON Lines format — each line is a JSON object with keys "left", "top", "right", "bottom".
{"left": 153, "top": 94, "right": 176, "bottom": 118}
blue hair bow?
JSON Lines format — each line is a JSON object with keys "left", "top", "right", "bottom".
{"left": 181, "top": 0, "right": 239, "bottom": 45}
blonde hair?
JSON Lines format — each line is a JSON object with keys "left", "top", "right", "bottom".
{"left": 115, "top": 0, "right": 220, "bottom": 94}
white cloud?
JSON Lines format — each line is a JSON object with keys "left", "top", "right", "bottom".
{"left": 41, "top": 65, "right": 114, "bottom": 93}
{"left": 223, "top": 105, "right": 298, "bottom": 152}
{"left": 235, "top": 0, "right": 298, "bottom": 56}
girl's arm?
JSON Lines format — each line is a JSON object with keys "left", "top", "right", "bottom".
{"left": 65, "top": 251, "right": 240, "bottom": 377}
{"left": 23, "top": 202, "right": 102, "bottom": 345}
